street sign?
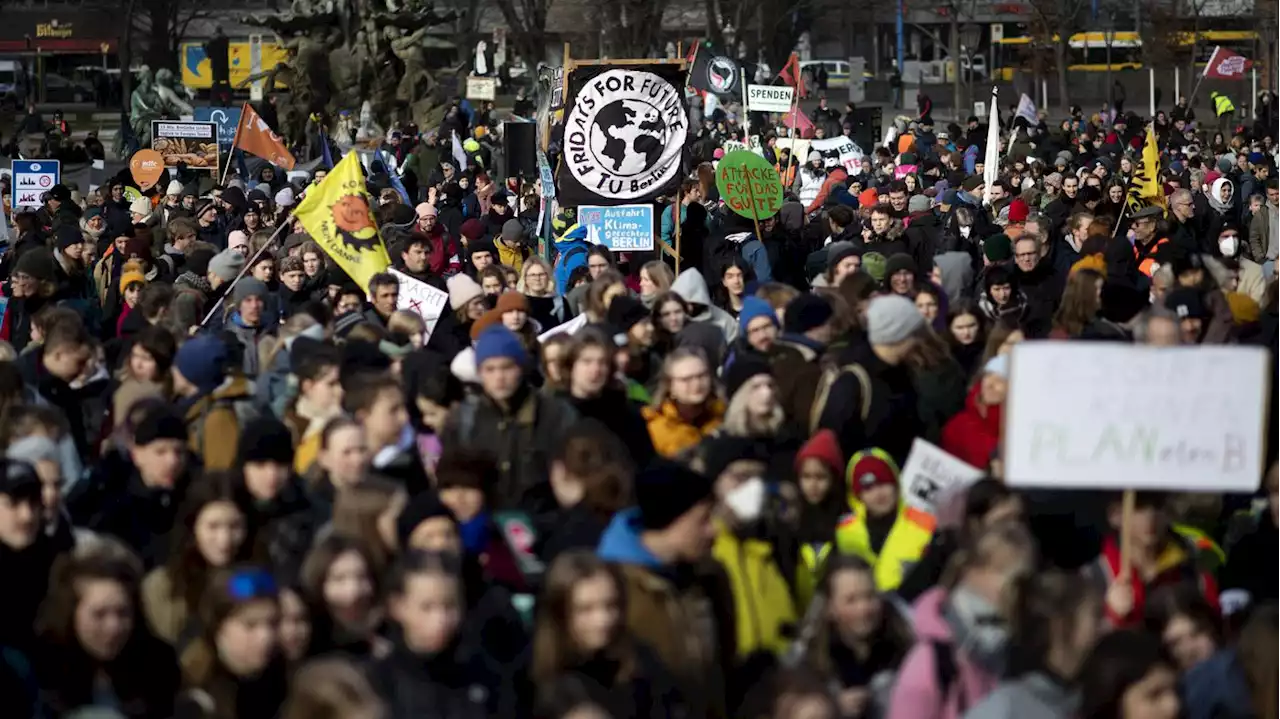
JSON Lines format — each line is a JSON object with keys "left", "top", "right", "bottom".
{"left": 11, "top": 160, "right": 60, "bottom": 210}
{"left": 194, "top": 106, "right": 243, "bottom": 155}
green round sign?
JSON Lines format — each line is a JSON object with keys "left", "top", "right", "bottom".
{"left": 715, "top": 150, "right": 784, "bottom": 220}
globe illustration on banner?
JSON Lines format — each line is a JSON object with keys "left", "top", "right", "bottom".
{"left": 589, "top": 99, "right": 669, "bottom": 177}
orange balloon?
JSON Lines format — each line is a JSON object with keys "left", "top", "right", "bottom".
{"left": 129, "top": 149, "right": 166, "bottom": 191}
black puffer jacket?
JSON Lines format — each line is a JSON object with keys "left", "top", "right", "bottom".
{"left": 369, "top": 636, "right": 528, "bottom": 719}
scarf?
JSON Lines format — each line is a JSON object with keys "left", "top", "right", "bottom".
{"left": 458, "top": 511, "right": 492, "bottom": 555}
{"left": 945, "top": 587, "right": 1009, "bottom": 675}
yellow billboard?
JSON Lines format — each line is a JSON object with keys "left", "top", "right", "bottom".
{"left": 180, "top": 41, "right": 290, "bottom": 90}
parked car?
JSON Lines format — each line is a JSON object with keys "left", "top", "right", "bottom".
{"left": 40, "top": 72, "right": 95, "bottom": 103}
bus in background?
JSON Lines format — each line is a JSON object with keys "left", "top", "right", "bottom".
{"left": 992, "top": 29, "right": 1262, "bottom": 80}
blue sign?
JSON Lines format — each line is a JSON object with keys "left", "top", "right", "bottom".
{"left": 578, "top": 205, "right": 654, "bottom": 251}
{"left": 536, "top": 150, "right": 555, "bottom": 199}
{"left": 10, "top": 159, "right": 60, "bottom": 210}
{"left": 195, "top": 106, "right": 242, "bottom": 154}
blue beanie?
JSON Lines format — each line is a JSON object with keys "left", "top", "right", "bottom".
{"left": 174, "top": 334, "right": 229, "bottom": 394}
{"left": 739, "top": 296, "right": 778, "bottom": 333}
{"left": 474, "top": 325, "right": 527, "bottom": 367}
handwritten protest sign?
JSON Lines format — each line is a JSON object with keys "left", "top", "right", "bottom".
{"left": 389, "top": 269, "right": 449, "bottom": 340}
{"left": 1003, "top": 343, "right": 1270, "bottom": 493}
{"left": 774, "top": 137, "right": 811, "bottom": 165}
{"left": 900, "top": 438, "right": 985, "bottom": 516}
{"left": 715, "top": 150, "right": 783, "bottom": 220}
{"left": 538, "top": 313, "right": 588, "bottom": 342}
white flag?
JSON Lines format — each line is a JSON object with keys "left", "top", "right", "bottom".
{"left": 451, "top": 131, "right": 469, "bottom": 169}
{"left": 982, "top": 88, "right": 1000, "bottom": 206}
{"left": 1015, "top": 93, "right": 1038, "bottom": 126}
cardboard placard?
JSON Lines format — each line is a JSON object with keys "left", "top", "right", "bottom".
{"left": 538, "top": 313, "right": 588, "bottom": 342}
{"left": 466, "top": 76, "right": 497, "bottom": 101}
{"left": 151, "top": 121, "right": 219, "bottom": 171}
{"left": 746, "top": 84, "right": 795, "bottom": 113}
{"left": 1003, "top": 343, "right": 1270, "bottom": 493}
{"left": 389, "top": 268, "right": 449, "bottom": 340}
{"left": 899, "top": 438, "right": 985, "bottom": 516}
{"left": 578, "top": 205, "right": 654, "bottom": 251}
{"left": 715, "top": 150, "right": 783, "bottom": 220}
{"left": 810, "top": 136, "right": 865, "bottom": 173}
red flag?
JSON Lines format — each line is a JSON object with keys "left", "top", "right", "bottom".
{"left": 778, "top": 53, "right": 807, "bottom": 98}
{"left": 782, "top": 108, "right": 815, "bottom": 138}
{"left": 235, "top": 103, "right": 296, "bottom": 170}
{"left": 1203, "top": 46, "right": 1252, "bottom": 80}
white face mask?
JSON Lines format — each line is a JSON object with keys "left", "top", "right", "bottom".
{"left": 724, "top": 477, "right": 766, "bottom": 523}
{"left": 960, "top": 225, "right": 971, "bottom": 239}
{"left": 1219, "top": 235, "right": 1239, "bottom": 257}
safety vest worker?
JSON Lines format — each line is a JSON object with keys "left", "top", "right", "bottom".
{"left": 834, "top": 448, "right": 934, "bottom": 592}
{"left": 1211, "top": 91, "right": 1235, "bottom": 117}
{"left": 1130, "top": 205, "right": 1171, "bottom": 277}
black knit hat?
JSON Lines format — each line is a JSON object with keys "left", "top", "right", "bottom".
{"left": 14, "top": 247, "right": 58, "bottom": 283}
{"left": 782, "top": 293, "right": 834, "bottom": 335}
{"left": 133, "top": 407, "right": 187, "bottom": 446}
{"left": 606, "top": 295, "right": 650, "bottom": 334}
{"left": 55, "top": 224, "right": 84, "bottom": 251}
{"left": 723, "top": 357, "right": 772, "bottom": 400}
{"left": 700, "top": 435, "right": 770, "bottom": 481}
{"left": 237, "top": 417, "right": 295, "bottom": 466}
{"left": 635, "top": 458, "right": 713, "bottom": 531}
{"left": 396, "top": 491, "right": 458, "bottom": 547}
{"left": 884, "top": 252, "right": 919, "bottom": 280}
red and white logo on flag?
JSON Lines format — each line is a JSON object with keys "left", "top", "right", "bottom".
{"left": 1204, "top": 46, "right": 1252, "bottom": 80}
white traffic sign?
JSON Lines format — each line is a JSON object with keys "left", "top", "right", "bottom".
{"left": 11, "top": 160, "right": 60, "bottom": 209}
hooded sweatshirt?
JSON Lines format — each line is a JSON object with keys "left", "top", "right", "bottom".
{"left": 671, "top": 268, "right": 739, "bottom": 342}
{"left": 934, "top": 252, "right": 974, "bottom": 305}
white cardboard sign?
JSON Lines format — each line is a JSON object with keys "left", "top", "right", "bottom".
{"left": 537, "top": 313, "right": 587, "bottom": 342}
{"left": 900, "top": 438, "right": 985, "bottom": 516}
{"left": 809, "top": 136, "right": 865, "bottom": 173}
{"left": 747, "top": 84, "right": 795, "bottom": 113}
{"left": 389, "top": 268, "right": 449, "bottom": 340}
{"left": 1003, "top": 343, "right": 1270, "bottom": 493}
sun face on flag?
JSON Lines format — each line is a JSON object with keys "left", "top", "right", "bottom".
{"left": 330, "top": 193, "right": 380, "bottom": 253}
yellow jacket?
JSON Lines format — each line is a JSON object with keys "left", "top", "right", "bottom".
{"left": 712, "top": 520, "right": 797, "bottom": 657}
{"left": 794, "top": 541, "right": 834, "bottom": 610}
{"left": 643, "top": 399, "right": 724, "bottom": 458}
{"left": 834, "top": 503, "right": 934, "bottom": 592}
{"left": 1213, "top": 94, "right": 1235, "bottom": 116}
{"left": 495, "top": 240, "right": 527, "bottom": 274}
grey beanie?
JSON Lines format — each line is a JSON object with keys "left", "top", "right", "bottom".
{"left": 866, "top": 294, "right": 925, "bottom": 345}
{"left": 808, "top": 150, "right": 822, "bottom": 162}
{"left": 209, "top": 249, "right": 246, "bottom": 283}
{"left": 232, "top": 277, "right": 269, "bottom": 305}
{"left": 6, "top": 435, "right": 60, "bottom": 467}
{"left": 907, "top": 194, "right": 931, "bottom": 213}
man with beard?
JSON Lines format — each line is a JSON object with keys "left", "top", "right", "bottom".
{"left": 413, "top": 203, "right": 460, "bottom": 276}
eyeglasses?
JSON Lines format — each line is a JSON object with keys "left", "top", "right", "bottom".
{"left": 670, "top": 371, "right": 709, "bottom": 384}
{"left": 1015, "top": 251, "right": 1039, "bottom": 260}
{"left": 525, "top": 271, "right": 548, "bottom": 279}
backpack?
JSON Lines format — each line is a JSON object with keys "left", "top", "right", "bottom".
{"left": 808, "top": 362, "right": 872, "bottom": 435}
{"left": 554, "top": 244, "right": 589, "bottom": 295}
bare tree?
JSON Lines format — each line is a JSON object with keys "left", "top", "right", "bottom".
{"left": 132, "top": 0, "right": 208, "bottom": 72}
{"left": 491, "top": 0, "right": 555, "bottom": 67}
{"left": 597, "top": 0, "right": 674, "bottom": 58}
{"left": 704, "top": 0, "right": 819, "bottom": 70}
{"left": 1025, "top": 0, "right": 1090, "bottom": 108}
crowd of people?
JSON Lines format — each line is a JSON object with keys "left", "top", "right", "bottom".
{"left": 0, "top": 72, "right": 1275, "bottom": 719}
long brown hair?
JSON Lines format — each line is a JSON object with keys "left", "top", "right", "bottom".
{"left": 1239, "top": 605, "right": 1279, "bottom": 719}
{"left": 1052, "top": 268, "right": 1104, "bottom": 337}
{"left": 806, "top": 554, "right": 912, "bottom": 677}
{"left": 163, "top": 472, "right": 257, "bottom": 614}
{"left": 180, "top": 565, "right": 281, "bottom": 691}
{"left": 329, "top": 480, "right": 401, "bottom": 576}
{"left": 280, "top": 658, "right": 386, "bottom": 719}
{"left": 530, "top": 551, "right": 633, "bottom": 685}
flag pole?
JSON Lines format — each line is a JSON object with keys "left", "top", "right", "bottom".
{"left": 199, "top": 211, "right": 295, "bottom": 326}
{"left": 219, "top": 104, "right": 246, "bottom": 186}
{"left": 741, "top": 162, "right": 764, "bottom": 242}
{"left": 1184, "top": 46, "right": 1217, "bottom": 116}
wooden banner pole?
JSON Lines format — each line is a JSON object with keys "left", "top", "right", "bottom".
{"left": 1118, "top": 489, "right": 1135, "bottom": 579}
{"left": 741, "top": 162, "right": 764, "bottom": 241}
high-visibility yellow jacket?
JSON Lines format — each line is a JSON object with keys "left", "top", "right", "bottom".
{"left": 1214, "top": 94, "right": 1235, "bottom": 116}
{"left": 1172, "top": 522, "right": 1226, "bottom": 575}
{"left": 794, "top": 541, "right": 835, "bottom": 610}
{"left": 712, "top": 520, "right": 797, "bottom": 657}
{"left": 834, "top": 504, "right": 935, "bottom": 592}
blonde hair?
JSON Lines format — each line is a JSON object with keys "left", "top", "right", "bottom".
{"left": 518, "top": 257, "right": 555, "bottom": 297}
{"left": 387, "top": 310, "right": 426, "bottom": 338}
{"left": 260, "top": 313, "right": 321, "bottom": 373}
{"left": 649, "top": 346, "right": 712, "bottom": 409}
{"left": 639, "top": 261, "right": 674, "bottom": 295}
{"left": 280, "top": 658, "right": 386, "bottom": 719}
{"left": 721, "top": 373, "right": 784, "bottom": 437}
{"left": 331, "top": 477, "right": 402, "bottom": 574}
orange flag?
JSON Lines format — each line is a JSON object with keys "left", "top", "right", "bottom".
{"left": 234, "top": 103, "right": 296, "bottom": 170}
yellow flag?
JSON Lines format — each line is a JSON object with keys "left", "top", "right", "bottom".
{"left": 1125, "top": 124, "right": 1165, "bottom": 214}
{"left": 293, "top": 152, "right": 390, "bottom": 292}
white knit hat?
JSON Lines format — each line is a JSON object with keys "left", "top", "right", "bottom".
{"left": 165, "top": 179, "right": 183, "bottom": 196}
{"left": 447, "top": 273, "right": 484, "bottom": 310}
{"left": 274, "top": 186, "right": 295, "bottom": 208}
{"left": 129, "top": 197, "right": 151, "bottom": 217}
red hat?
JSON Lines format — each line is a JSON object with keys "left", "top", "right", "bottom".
{"left": 845, "top": 448, "right": 900, "bottom": 501}
{"left": 460, "top": 219, "right": 486, "bottom": 241}
{"left": 858, "top": 188, "right": 879, "bottom": 208}
{"left": 1007, "top": 198, "right": 1029, "bottom": 224}
{"left": 794, "top": 429, "right": 843, "bottom": 478}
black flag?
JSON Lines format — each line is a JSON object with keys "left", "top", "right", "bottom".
{"left": 688, "top": 42, "right": 743, "bottom": 96}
